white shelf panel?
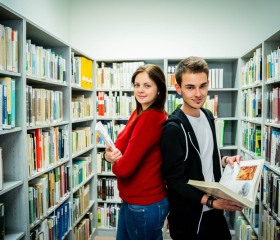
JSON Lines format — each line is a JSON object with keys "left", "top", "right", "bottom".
{"left": 0, "top": 180, "right": 23, "bottom": 195}
{"left": 0, "top": 127, "right": 22, "bottom": 135}
{"left": 6, "top": 232, "right": 25, "bottom": 240}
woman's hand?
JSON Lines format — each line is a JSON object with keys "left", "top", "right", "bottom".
{"left": 104, "top": 146, "right": 122, "bottom": 163}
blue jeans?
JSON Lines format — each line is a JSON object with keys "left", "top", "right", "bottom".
{"left": 116, "top": 197, "right": 169, "bottom": 240}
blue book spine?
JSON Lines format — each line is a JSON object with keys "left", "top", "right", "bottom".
{"left": 2, "top": 85, "right": 7, "bottom": 128}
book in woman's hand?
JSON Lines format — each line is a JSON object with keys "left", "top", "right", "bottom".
{"left": 95, "top": 121, "right": 116, "bottom": 150}
{"left": 188, "top": 159, "right": 264, "bottom": 208}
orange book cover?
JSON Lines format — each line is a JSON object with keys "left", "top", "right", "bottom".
{"left": 98, "top": 91, "right": 105, "bottom": 116}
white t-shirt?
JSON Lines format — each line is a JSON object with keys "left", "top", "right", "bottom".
{"left": 187, "top": 110, "right": 214, "bottom": 212}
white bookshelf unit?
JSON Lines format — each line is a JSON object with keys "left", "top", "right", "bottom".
{"left": 93, "top": 58, "right": 239, "bottom": 237}
{"left": 0, "top": 3, "right": 96, "bottom": 239}
{"left": 236, "top": 29, "right": 280, "bottom": 240}
{"left": 0, "top": 4, "right": 28, "bottom": 240}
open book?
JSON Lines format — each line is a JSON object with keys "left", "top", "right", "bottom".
{"left": 95, "top": 121, "right": 116, "bottom": 150}
{"left": 188, "top": 159, "right": 264, "bottom": 208}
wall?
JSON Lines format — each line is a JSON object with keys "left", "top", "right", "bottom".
{"left": 0, "top": 0, "right": 71, "bottom": 44}
{"left": 69, "top": 0, "right": 280, "bottom": 59}
{"left": 1, "top": 0, "right": 280, "bottom": 59}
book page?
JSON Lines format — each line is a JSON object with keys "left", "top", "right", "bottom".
{"left": 95, "top": 121, "right": 116, "bottom": 150}
{"left": 219, "top": 160, "right": 264, "bottom": 201}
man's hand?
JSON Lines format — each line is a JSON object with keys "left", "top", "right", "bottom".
{"left": 212, "top": 198, "right": 243, "bottom": 211}
{"left": 223, "top": 155, "right": 242, "bottom": 168}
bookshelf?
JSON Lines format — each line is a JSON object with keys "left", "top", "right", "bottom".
{"left": 94, "top": 59, "right": 166, "bottom": 236}
{"left": 70, "top": 49, "right": 95, "bottom": 239}
{"left": 93, "top": 58, "right": 239, "bottom": 237}
{"left": 0, "top": 4, "right": 27, "bottom": 240}
{"left": 237, "top": 30, "right": 280, "bottom": 240}
{"left": 237, "top": 44, "right": 264, "bottom": 240}
{"left": 0, "top": 2, "right": 95, "bottom": 239}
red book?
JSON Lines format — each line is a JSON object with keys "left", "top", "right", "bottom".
{"left": 34, "top": 128, "right": 42, "bottom": 171}
{"left": 98, "top": 91, "right": 105, "bottom": 116}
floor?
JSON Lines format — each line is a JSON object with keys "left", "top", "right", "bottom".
{"left": 94, "top": 235, "right": 237, "bottom": 240}
{"left": 94, "top": 238, "right": 170, "bottom": 240}
{"left": 94, "top": 237, "right": 116, "bottom": 240}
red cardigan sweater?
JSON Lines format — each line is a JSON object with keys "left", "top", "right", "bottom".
{"left": 112, "top": 109, "right": 167, "bottom": 205}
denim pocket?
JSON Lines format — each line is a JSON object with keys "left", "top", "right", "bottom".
{"left": 128, "top": 204, "right": 145, "bottom": 212}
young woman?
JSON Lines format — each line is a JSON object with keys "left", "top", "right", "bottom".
{"left": 103, "top": 64, "right": 169, "bottom": 240}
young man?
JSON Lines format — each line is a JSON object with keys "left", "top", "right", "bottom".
{"left": 160, "top": 56, "right": 243, "bottom": 240}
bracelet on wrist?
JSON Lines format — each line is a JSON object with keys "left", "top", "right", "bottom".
{"left": 223, "top": 156, "right": 229, "bottom": 167}
{"left": 102, "top": 151, "right": 108, "bottom": 162}
{"left": 206, "top": 195, "right": 215, "bottom": 208}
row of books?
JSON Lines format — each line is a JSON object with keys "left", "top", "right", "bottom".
{"left": 241, "top": 47, "right": 262, "bottom": 86}
{"left": 97, "top": 203, "right": 120, "bottom": 229}
{"left": 263, "top": 126, "right": 280, "bottom": 167}
{"left": 262, "top": 208, "right": 280, "bottom": 240}
{"left": 71, "top": 54, "right": 93, "bottom": 90}
{"left": 204, "top": 95, "right": 218, "bottom": 118}
{"left": 241, "top": 121, "right": 262, "bottom": 157}
{"left": 96, "top": 152, "right": 112, "bottom": 174}
{"left": 235, "top": 215, "right": 257, "bottom": 240}
{"left": 0, "top": 148, "right": 3, "bottom": 191}
{"left": 242, "top": 200, "right": 259, "bottom": 229}
{"left": 261, "top": 166, "right": 280, "bottom": 216}
{"left": 0, "top": 204, "right": 3, "bottom": 239}
{"left": 266, "top": 87, "right": 280, "bottom": 124}
{"left": 72, "top": 95, "right": 93, "bottom": 121}
{"left": 266, "top": 47, "right": 280, "bottom": 80}
{"left": 0, "top": 24, "right": 18, "bottom": 73}
{"left": 72, "top": 127, "right": 92, "bottom": 155}
{"left": 215, "top": 119, "right": 226, "bottom": 148}
{"left": 241, "top": 88, "right": 262, "bottom": 118}
{"left": 0, "top": 77, "right": 15, "bottom": 130}
{"left": 26, "top": 86, "right": 64, "bottom": 127}
{"left": 72, "top": 184, "right": 90, "bottom": 224}
{"left": 72, "top": 154, "right": 92, "bottom": 189}
{"left": 26, "top": 39, "right": 66, "bottom": 82}
{"left": 208, "top": 68, "right": 224, "bottom": 89}
{"left": 168, "top": 66, "right": 224, "bottom": 89}
{"left": 30, "top": 201, "right": 72, "bottom": 240}
{"left": 29, "top": 164, "right": 70, "bottom": 225}
{"left": 73, "top": 212, "right": 94, "bottom": 240}
{"left": 96, "top": 61, "right": 145, "bottom": 89}
{"left": 95, "top": 122, "right": 125, "bottom": 147}
{"left": 168, "top": 94, "right": 218, "bottom": 117}
{"left": 27, "top": 126, "right": 69, "bottom": 175}
{"left": 97, "top": 177, "right": 121, "bottom": 202}
{"left": 97, "top": 91, "right": 136, "bottom": 118}
{"left": 167, "top": 94, "right": 183, "bottom": 114}
{"left": 167, "top": 65, "right": 176, "bottom": 87}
